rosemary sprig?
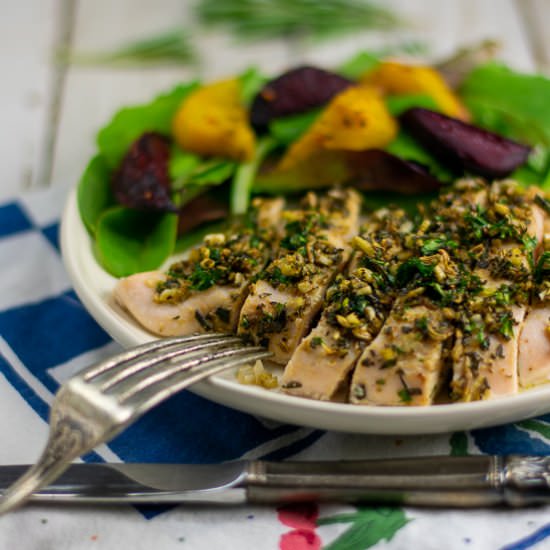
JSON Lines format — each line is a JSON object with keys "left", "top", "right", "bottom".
{"left": 195, "top": 0, "right": 401, "bottom": 41}
{"left": 65, "top": 0, "right": 400, "bottom": 67}
{"left": 64, "top": 30, "right": 195, "bottom": 67}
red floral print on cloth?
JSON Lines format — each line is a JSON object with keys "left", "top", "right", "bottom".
{"left": 278, "top": 503, "right": 321, "bottom": 550}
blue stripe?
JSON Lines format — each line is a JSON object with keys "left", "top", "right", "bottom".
{"left": 0, "top": 290, "right": 111, "bottom": 394}
{"left": 106, "top": 389, "right": 301, "bottom": 464}
{"left": 0, "top": 352, "right": 104, "bottom": 464}
{"left": 0, "top": 203, "right": 32, "bottom": 237}
{"left": 472, "top": 423, "right": 550, "bottom": 455}
{"left": 41, "top": 222, "right": 60, "bottom": 252}
{"left": 501, "top": 523, "right": 550, "bottom": 550}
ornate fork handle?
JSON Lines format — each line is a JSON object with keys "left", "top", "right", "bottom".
{"left": 0, "top": 388, "right": 122, "bottom": 514}
{"left": 0, "top": 334, "right": 271, "bottom": 515}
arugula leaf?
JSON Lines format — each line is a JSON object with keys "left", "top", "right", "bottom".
{"left": 385, "top": 93, "right": 439, "bottom": 116}
{"left": 77, "top": 154, "right": 116, "bottom": 235}
{"left": 169, "top": 147, "right": 202, "bottom": 187}
{"left": 94, "top": 207, "right": 178, "bottom": 277}
{"left": 188, "top": 159, "right": 237, "bottom": 185}
{"left": 461, "top": 63, "right": 550, "bottom": 146}
{"left": 338, "top": 50, "right": 380, "bottom": 80}
{"left": 386, "top": 130, "right": 455, "bottom": 182}
{"left": 239, "top": 66, "right": 267, "bottom": 105}
{"left": 461, "top": 63, "right": 550, "bottom": 187}
{"left": 268, "top": 109, "right": 321, "bottom": 146}
{"left": 97, "top": 82, "right": 199, "bottom": 169}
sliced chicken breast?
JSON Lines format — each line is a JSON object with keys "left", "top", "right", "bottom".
{"left": 350, "top": 302, "right": 450, "bottom": 405}
{"left": 282, "top": 208, "right": 411, "bottom": 400}
{"left": 519, "top": 201, "right": 550, "bottom": 388}
{"left": 452, "top": 181, "right": 544, "bottom": 401}
{"left": 114, "top": 197, "right": 284, "bottom": 336}
{"left": 351, "top": 179, "right": 487, "bottom": 406}
{"left": 238, "top": 189, "right": 362, "bottom": 364}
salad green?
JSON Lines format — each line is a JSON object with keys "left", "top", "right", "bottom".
{"left": 78, "top": 53, "right": 550, "bottom": 278}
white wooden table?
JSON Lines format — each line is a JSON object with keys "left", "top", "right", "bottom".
{"left": 1, "top": 3, "right": 550, "bottom": 548}
{"left": 1, "top": 0, "right": 548, "bottom": 203}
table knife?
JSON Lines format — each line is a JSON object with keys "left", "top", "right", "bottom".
{"left": 1, "top": 455, "right": 549, "bottom": 507}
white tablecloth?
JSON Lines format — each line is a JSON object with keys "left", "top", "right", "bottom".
{"left": 1, "top": 187, "right": 550, "bottom": 549}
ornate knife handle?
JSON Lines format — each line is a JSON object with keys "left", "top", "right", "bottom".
{"left": 245, "top": 455, "right": 550, "bottom": 507}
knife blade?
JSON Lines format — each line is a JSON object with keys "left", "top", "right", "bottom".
{"left": 1, "top": 455, "right": 549, "bottom": 507}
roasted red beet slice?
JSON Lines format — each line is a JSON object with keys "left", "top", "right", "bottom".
{"left": 112, "top": 132, "right": 177, "bottom": 212}
{"left": 250, "top": 66, "right": 351, "bottom": 131}
{"left": 255, "top": 149, "right": 442, "bottom": 195}
{"left": 347, "top": 149, "right": 442, "bottom": 194}
{"left": 177, "top": 193, "right": 229, "bottom": 235}
{"left": 400, "top": 108, "right": 531, "bottom": 178}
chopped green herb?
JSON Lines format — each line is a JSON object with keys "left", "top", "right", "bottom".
{"left": 498, "top": 312, "right": 515, "bottom": 340}
{"left": 421, "top": 237, "right": 458, "bottom": 255}
{"left": 311, "top": 336, "right": 324, "bottom": 348}
{"left": 398, "top": 388, "right": 412, "bottom": 403}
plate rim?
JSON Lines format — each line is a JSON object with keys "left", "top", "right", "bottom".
{"left": 60, "top": 188, "right": 550, "bottom": 434}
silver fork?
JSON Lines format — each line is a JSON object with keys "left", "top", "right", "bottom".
{"left": 0, "top": 333, "right": 271, "bottom": 515}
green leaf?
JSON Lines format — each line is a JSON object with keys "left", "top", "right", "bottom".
{"left": 239, "top": 66, "right": 267, "bottom": 105}
{"left": 319, "top": 507, "right": 409, "bottom": 550}
{"left": 385, "top": 93, "right": 439, "bottom": 116}
{"left": 77, "top": 154, "right": 116, "bottom": 235}
{"left": 95, "top": 207, "right": 178, "bottom": 277}
{"left": 461, "top": 62, "right": 550, "bottom": 147}
{"left": 386, "top": 131, "right": 455, "bottom": 182}
{"left": 169, "top": 147, "right": 202, "bottom": 187}
{"left": 231, "top": 136, "right": 276, "bottom": 214}
{"left": 169, "top": 149, "right": 236, "bottom": 210}
{"left": 169, "top": 148, "right": 236, "bottom": 210}
{"left": 268, "top": 109, "right": 321, "bottom": 146}
{"left": 188, "top": 159, "right": 237, "bottom": 185}
{"left": 338, "top": 50, "right": 380, "bottom": 80}
{"left": 97, "top": 82, "right": 199, "bottom": 169}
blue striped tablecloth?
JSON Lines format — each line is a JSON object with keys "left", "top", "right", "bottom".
{"left": 1, "top": 187, "right": 550, "bottom": 550}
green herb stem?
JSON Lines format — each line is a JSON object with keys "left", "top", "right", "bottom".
{"left": 231, "top": 137, "right": 276, "bottom": 215}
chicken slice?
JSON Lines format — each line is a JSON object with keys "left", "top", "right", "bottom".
{"left": 519, "top": 201, "right": 550, "bottom": 388}
{"left": 518, "top": 305, "right": 550, "bottom": 388}
{"left": 115, "top": 271, "right": 247, "bottom": 335}
{"left": 114, "top": 197, "right": 284, "bottom": 336}
{"left": 282, "top": 208, "right": 411, "bottom": 400}
{"left": 350, "top": 302, "right": 451, "bottom": 405}
{"left": 350, "top": 179, "right": 488, "bottom": 406}
{"left": 452, "top": 181, "right": 544, "bottom": 401}
{"left": 238, "top": 189, "right": 362, "bottom": 364}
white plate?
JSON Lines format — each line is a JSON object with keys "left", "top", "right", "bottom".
{"left": 61, "top": 189, "right": 550, "bottom": 434}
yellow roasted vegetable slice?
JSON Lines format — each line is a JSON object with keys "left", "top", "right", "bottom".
{"left": 172, "top": 78, "right": 255, "bottom": 161}
{"left": 279, "top": 85, "right": 397, "bottom": 170}
{"left": 361, "top": 61, "right": 469, "bottom": 120}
